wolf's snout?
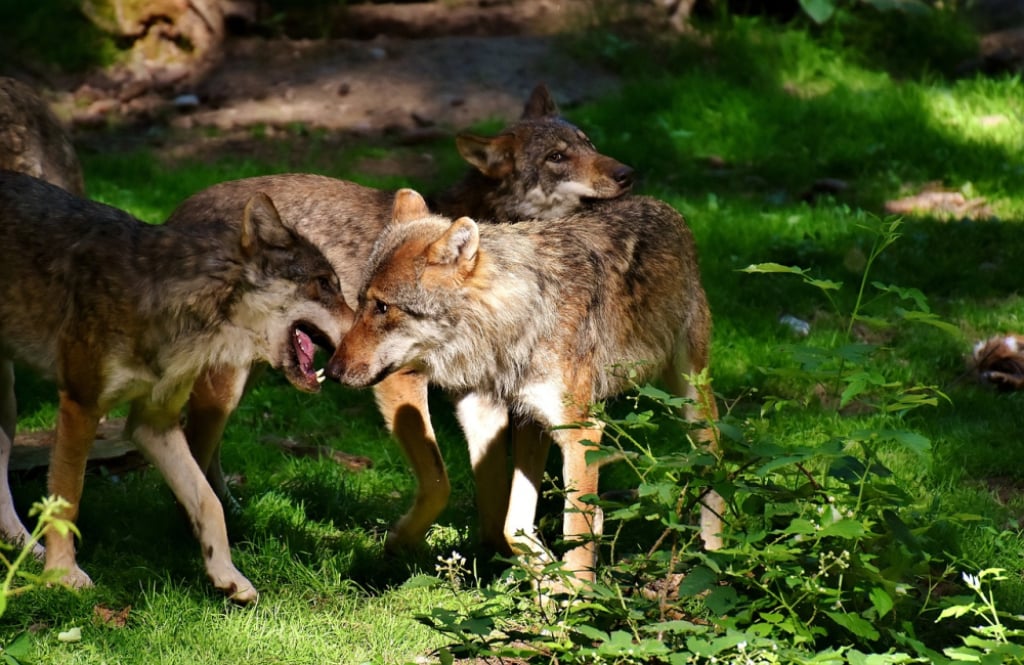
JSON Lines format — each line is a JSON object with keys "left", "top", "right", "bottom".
{"left": 325, "top": 352, "right": 346, "bottom": 382}
{"left": 613, "top": 164, "right": 634, "bottom": 188}
{"left": 326, "top": 350, "right": 369, "bottom": 387}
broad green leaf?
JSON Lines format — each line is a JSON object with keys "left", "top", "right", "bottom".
{"left": 870, "top": 586, "right": 894, "bottom": 619}
{"left": 3, "top": 632, "right": 29, "bottom": 658}
{"left": 872, "top": 281, "right": 929, "bottom": 312}
{"left": 800, "top": 0, "right": 837, "bottom": 23}
{"left": 575, "top": 624, "right": 610, "bottom": 643}
{"left": 819, "top": 518, "right": 865, "bottom": 539}
{"left": 897, "top": 309, "right": 963, "bottom": 337}
{"left": 826, "top": 611, "right": 880, "bottom": 640}
{"left": 740, "top": 262, "right": 807, "bottom": 275}
{"left": 678, "top": 566, "right": 717, "bottom": 596}
{"left": 806, "top": 277, "right": 843, "bottom": 291}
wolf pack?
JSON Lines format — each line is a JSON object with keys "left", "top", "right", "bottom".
{"left": 0, "top": 76, "right": 727, "bottom": 603}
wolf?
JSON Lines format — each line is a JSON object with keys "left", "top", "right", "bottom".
{"left": 0, "top": 77, "right": 85, "bottom": 196}
{"left": 0, "top": 78, "right": 88, "bottom": 560}
{"left": 327, "top": 188, "right": 720, "bottom": 581}
{"left": 433, "top": 83, "right": 634, "bottom": 222}
{"left": 167, "top": 84, "right": 638, "bottom": 555}
{"left": 0, "top": 170, "right": 350, "bottom": 602}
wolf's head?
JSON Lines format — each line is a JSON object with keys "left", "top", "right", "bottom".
{"left": 231, "top": 193, "right": 353, "bottom": 392}
{"left": 454, "top": 83, "right": 633, "bottom": 221}
{"left": 326, "top": 189, "right": 477, "bottom": 388}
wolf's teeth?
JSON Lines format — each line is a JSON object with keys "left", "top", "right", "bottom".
{"left": 316, "top": 368, "right": 325, "bottom": 383}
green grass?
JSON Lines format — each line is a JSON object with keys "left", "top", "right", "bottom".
{"left": 4, "top": 12, "right": 1024, "bottom": 664}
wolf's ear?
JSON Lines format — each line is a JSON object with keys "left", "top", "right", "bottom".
{"left": 522, "top": 83, "right": 558, "bottom": 119}
{"left": 392, "top": 188, "right": 431, "bottom": 224}
{"left": 427, "top": 216, "right": 479, "bottom": 273}
{"left": 455, "top": 133, "right": 514, "bottom": 179}
{"left": 241, "top": 192, "right": 294, "bottom": 256}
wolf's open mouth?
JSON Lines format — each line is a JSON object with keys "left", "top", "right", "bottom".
{"left": 289, "top": 321, "right": 335, "bottom": 392}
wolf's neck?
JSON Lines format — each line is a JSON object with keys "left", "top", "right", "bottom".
{"left": 425, "top": 236, "right": 551, "bottom": 398}
{"left": 129, "top": 225, "right": 246, "bottom": 329}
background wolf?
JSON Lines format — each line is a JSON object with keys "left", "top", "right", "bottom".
{"left": 0, "top": 77, "right": 84, "bottom": 196}
{"left": 166, "top": 84, "right": 637, "bottom": 556}
{"left": 0, "top": 170, "right": 350, "bottom": 602}
{"left": 328, "top": 189, "right": 719, "bottom": 581}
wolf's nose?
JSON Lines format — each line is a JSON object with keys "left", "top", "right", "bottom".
{"left": 614, "top": 165, "right": 634, "bottom": 188}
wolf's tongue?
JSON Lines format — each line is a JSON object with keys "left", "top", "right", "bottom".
{"left": 293, "top": 328, "right": 315, "bottom": 374}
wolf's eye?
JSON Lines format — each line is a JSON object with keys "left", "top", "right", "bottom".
{"left": 375, "top": 299, "right": 389, "bottom": 315}
{"left": 317, "top": 275, "right": 338, "bottom": 295}
{"left": 546, "top": 151, "right": 565, "bottom": 163}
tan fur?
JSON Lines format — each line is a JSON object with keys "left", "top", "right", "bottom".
{"left": 973, "top": 334, "right": 1024, "bottom": 391}
{"left": 328, "top": 189, "right": 720, "bottom": 581}
{"left": 0, "top": 172, "right": 350, "bottom": 602}
{"left": 166, "top": 85, "right": 637, "bottom": 557}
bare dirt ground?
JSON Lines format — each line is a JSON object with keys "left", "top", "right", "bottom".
{"left": 43, "top": 0, "right": 628, "bottom": 160}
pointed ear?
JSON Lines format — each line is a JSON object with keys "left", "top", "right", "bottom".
{"left": 455, "top": 133, "right": 515, "bottom": 179}
{"left": 522, "top": 83, "right": 558, "bottom": 119}
{"left": 392, "top": 188, "right": 431, "bottom": 224}
{"left": 241, "top": 192, "right": 293, "bottom": 257}
{"left": 427, "top": 216, "right": 479, "bottom": 274}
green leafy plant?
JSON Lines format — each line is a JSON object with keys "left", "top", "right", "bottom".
{"left": 799, "top": 0, "right": 932, "bottom": 24}
{"left": 742, "top": 217, "right": 956, "bottom": 415}
{"left": 0, "top": 496, "right": 79, "bottom": 664}
{"left": 0, "top": 495, "right": 79, "bottom": 617}
{"left": 415, "top": 215, "right": 980, "bottom": 663}
{"left": 936, "top": 569, "right": 1024, "bottom": 664}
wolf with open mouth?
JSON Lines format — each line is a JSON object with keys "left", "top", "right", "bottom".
{"left": 0, "top": 170, "right": 351, "bottom": 602}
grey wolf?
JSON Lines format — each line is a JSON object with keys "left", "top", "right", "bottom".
{"left": 434, "top": 84, "right": 633, "bottom": 222}
{"left": 327, "top": 188, "right": 719, "bottom": 581}
{"left": 168, "top": 84, "right": 637, "bottom": 555}
{"left": 0, "top": 77, "right": 87, "bottom": 560}
{"left": 973, "top": 335, "right": 1024, "bottom": 390}
{"left": 0, "top": 170, "right": 350, "bottom": 602}
{"left": 0, "top": 77, "right": 84, "bottom": 196}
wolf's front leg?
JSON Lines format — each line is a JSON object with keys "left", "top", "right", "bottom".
{"left": 128, "top": 401, "right": 257, "bottom": 604}
{"left": 184, "top": 364, "right": 252, "bottom": 507}
{"left": 456, "top": 392, "right": 513, "bottom": 553}
{"left": 546, "top": 419, "right": 604, "bottom": 583}
{"left": 374, "top": 369, "right": 450, "bottom": 551}
{"left": 45, "top": 390, "right": 100, "bottom": 588}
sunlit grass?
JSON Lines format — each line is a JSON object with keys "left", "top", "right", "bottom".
{"left": 5, "top": 15, "right": 1024, "bottom": 664}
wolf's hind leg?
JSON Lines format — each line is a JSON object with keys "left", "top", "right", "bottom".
{"left": 129, "top": 399, "right": 257, "bottom": 603}
{"left": 45, "top": 390, "right": 100, "bottom": 589}
{"left": 374, "top": 369, "right": 450, "bottom": 551}
{"left": 663, "top": 343, "right": 725, "bottom": 551}
{"left": 0, "top": 359, "right": 41, "bottom": 558}
{"left": 456, "top": 392, "right": 513, "bottom": 553}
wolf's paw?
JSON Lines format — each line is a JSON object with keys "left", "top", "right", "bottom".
{"left": 61, "top": 565, "right": 94, "bottom": 590}
{"left": 226, "top": 581, "right": 258, "bottom": 605}
{"left": 210, "top": 569, "right": 258, "bottom": 605}
{"left": 384, "top": 525, "right": 429, "bottom": 554}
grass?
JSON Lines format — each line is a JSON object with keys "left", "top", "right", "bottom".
{"left": 4, "top": 9, "right": 1024, "bottom": 663}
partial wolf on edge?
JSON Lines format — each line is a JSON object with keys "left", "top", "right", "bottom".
{"left": 0, "top": 77, "right": 85, "bottom": 196}
{"left": 0, "top": 77, "right": 86, "bottom": 559}
{"left": 0, "top": 170, "right": 351, "bottom": 602}
{"left": 166, "top": 83, "right": 644, "bottom": 556}
{"left": 327, "top": 189, "right": 720, "bottom": 581}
